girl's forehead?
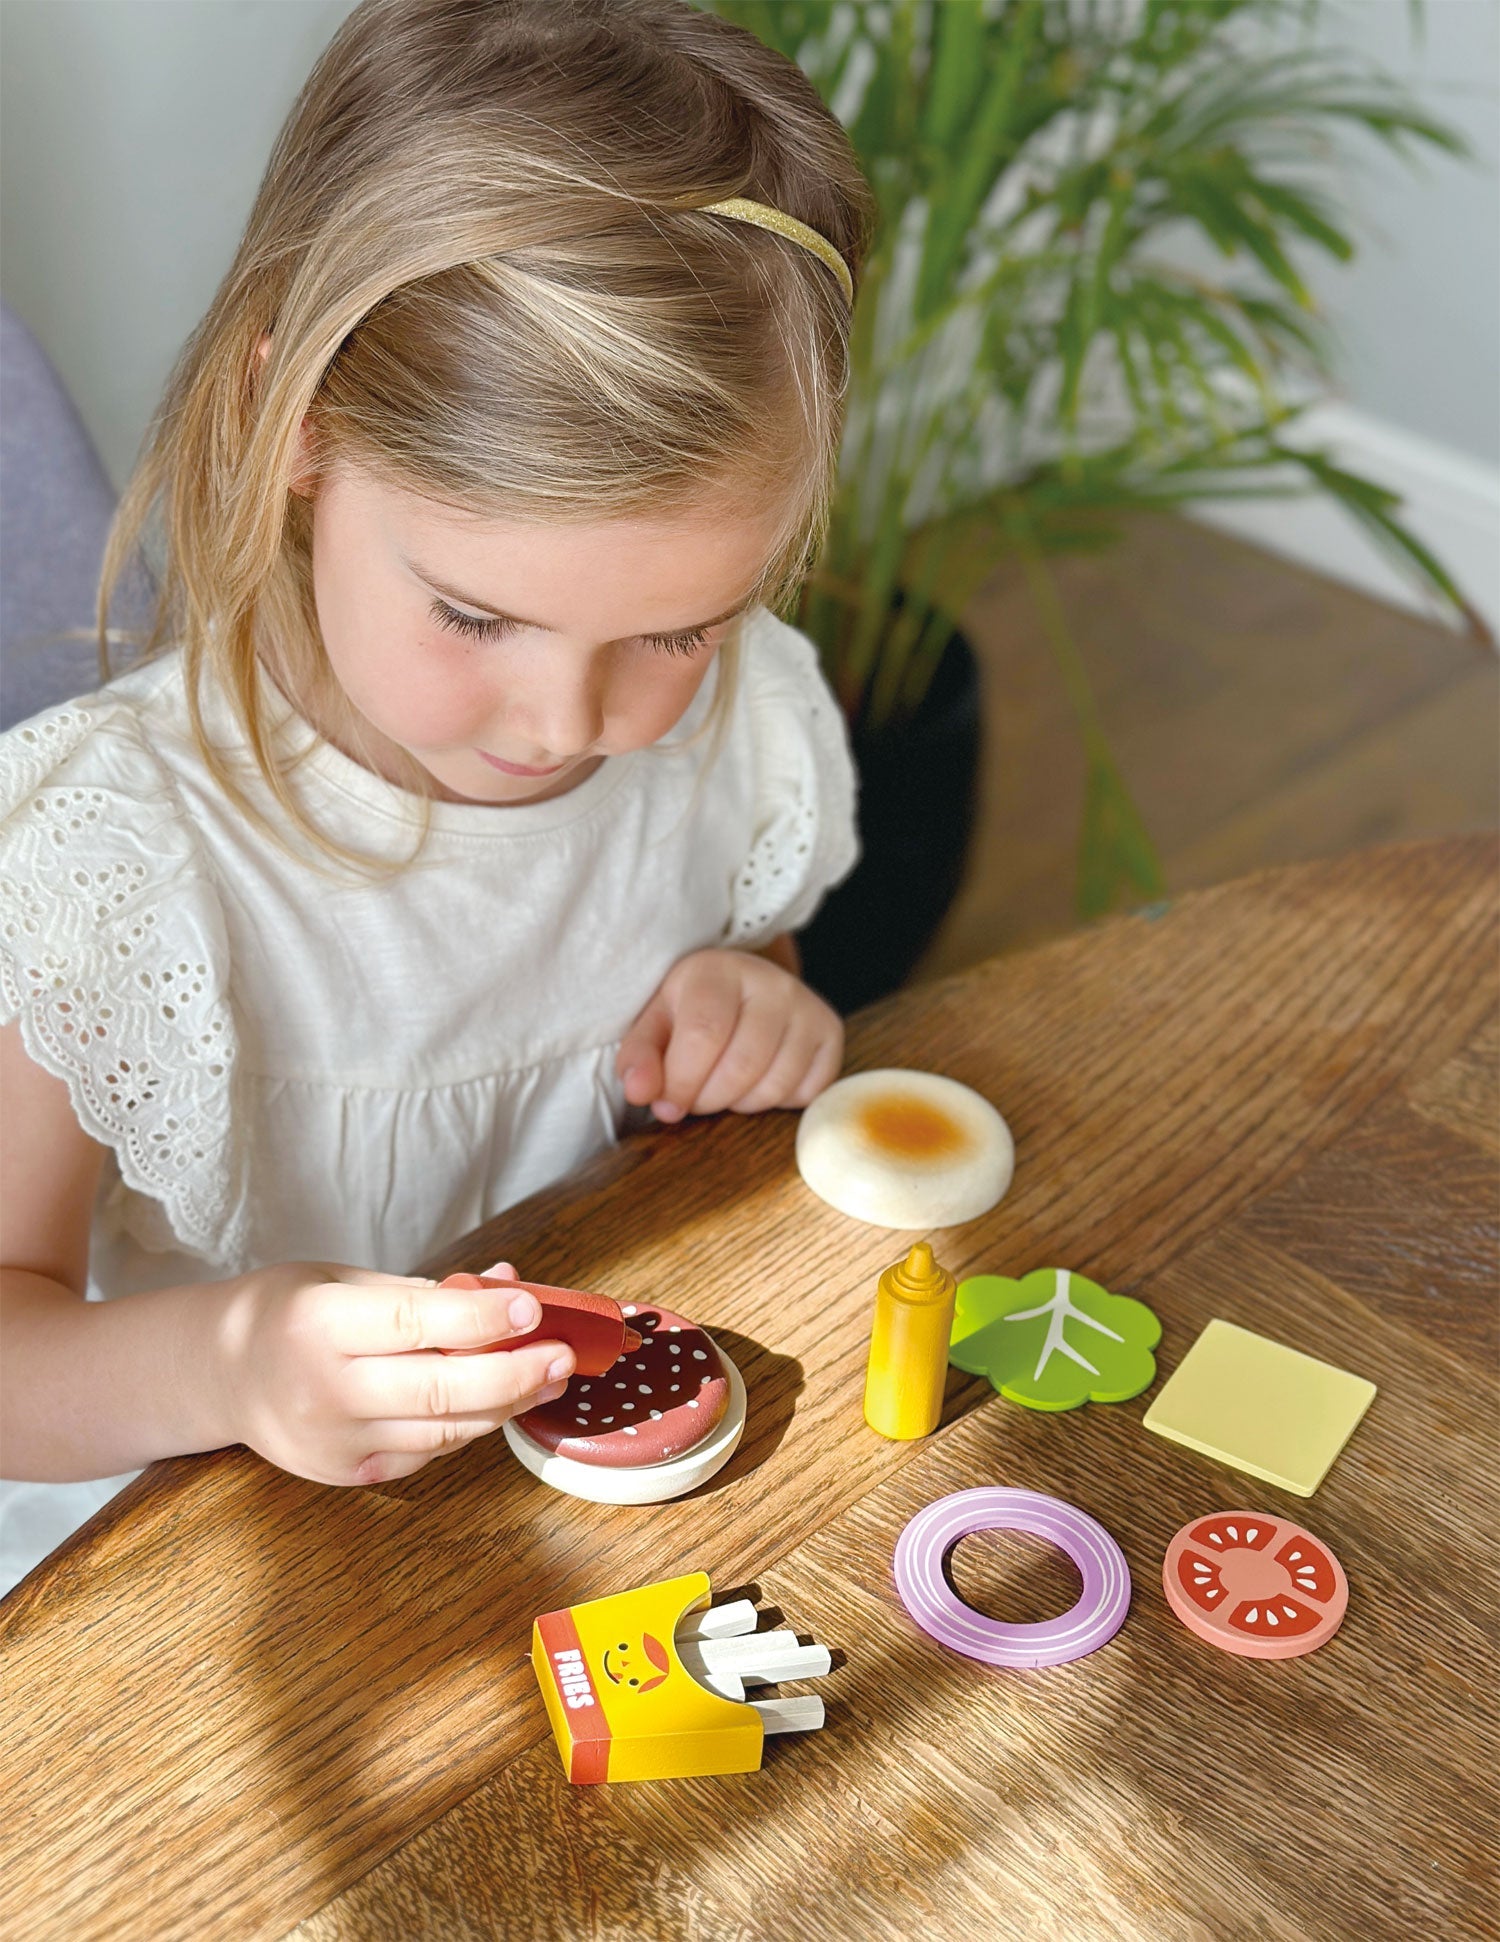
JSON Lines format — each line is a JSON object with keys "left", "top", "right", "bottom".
{"left": 333, "top": 462, "right": 785, "bottom": 627}
{"left": 374, "top": 467, "right": 770, "bottom": 547}
{"left": 359, "top": 469, "right": 784, "bottom": 590}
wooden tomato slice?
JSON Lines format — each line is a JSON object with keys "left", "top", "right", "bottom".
{"left": 1162, "top": 1510, "right": 1348, "bottom": 1660}
{"left": 1183, "top": 1512, "right": 1276, "bottom": 1553}
{"left": 1274, "top": 1532, "right": 1338, "bottom": 1604}
{"left": 1224, "top": 1595, "right": 1324, "bottom": 1641}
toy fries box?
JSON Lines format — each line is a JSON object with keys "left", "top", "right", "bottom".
{"left": 532, "top": 1571, "right": 762, "bottom": 1784}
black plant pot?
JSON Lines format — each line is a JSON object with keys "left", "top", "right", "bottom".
{"left": 799, "top": 622, "right": 982, "bottom": 1016}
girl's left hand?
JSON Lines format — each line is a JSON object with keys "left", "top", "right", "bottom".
{"left": 616, "top": 948, "right": 843, "bottom": 1123}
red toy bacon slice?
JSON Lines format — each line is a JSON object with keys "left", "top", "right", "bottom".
{"left": 438, "top": 1275, "right": 641, "bottom": 1376}
{"left": 1162, "top": 1510, "right": 1348, "bottom": 1660}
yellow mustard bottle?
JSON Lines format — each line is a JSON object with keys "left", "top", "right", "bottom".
{"left": 863, "top": 1242, "right": 958, "bottom": 1440}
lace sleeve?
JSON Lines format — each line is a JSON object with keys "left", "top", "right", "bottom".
{"left": 725, "top": 619, "right": 861, "bottom": 949}
{"left": 0, "top": 699, "right": 248, "bottom": 1265}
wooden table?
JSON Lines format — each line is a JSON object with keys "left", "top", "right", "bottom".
{"left": 3, "top": 839, "right": 1496, "bottom": 1942}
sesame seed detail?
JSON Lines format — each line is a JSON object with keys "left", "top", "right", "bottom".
{"left": 510, "top": 1303, "right": 730, "bottom": 1468}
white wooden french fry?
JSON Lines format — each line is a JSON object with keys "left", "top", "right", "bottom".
{"left": 698, "top": 1630, "right": 799, "bottom": 1670}
{"left": 700, "top": 1636, "right": 831, "bottom": 1687}
{"left": 679, "top": 1656, "right": 745, "bottom": 1703}
{"left": 734, "top": 1645, "right": 832, "bottom": 1688}
{"left": 675, "top": 1600, "right": 759, "bottom": 1643}
{"left": 751, "top": 1695, "right": 825, "bottom": 1735}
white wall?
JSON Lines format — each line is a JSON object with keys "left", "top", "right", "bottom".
{"left": 2, "top": 0, "right": 1496, "bottom": 624}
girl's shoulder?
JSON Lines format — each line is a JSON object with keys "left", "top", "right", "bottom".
{"left": 736, "top": 604, "right": 837, "bottom": 707}
{"left": 0, "top": 649, "right": 197, "bottom": 810}
{"left": 717, "top": 607, "right": 860, "bottom": 949}
{"left": 725, "top": 605, "right": 853, "bottom": 786}
{"left": 0, "top": 650, "right": 248, "bottom": 1266}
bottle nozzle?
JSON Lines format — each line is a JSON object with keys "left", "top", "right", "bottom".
{"left": 881, "top": 1241, "right": 956, "bottom": 1304}
{"left": 622, "top": 1325, "right": 643, "bottom": 1353}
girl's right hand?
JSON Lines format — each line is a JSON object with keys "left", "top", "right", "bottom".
{"left": 210, "top": 1260, "right": 575, "bottom": 1487}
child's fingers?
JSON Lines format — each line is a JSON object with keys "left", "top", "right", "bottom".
{"left": 687, "top": 994, "right": 790, "bottom": 1116}
{"left": 343, "top": 1340, "right": 574, "bottom": 1421}
{"left": 726, "top": 1010, "right": 832, "bottom": 1113}
{"left": 322, "top": 1278, "right": 542, "bottom": 1356}
{"left": 786, "top": 1028, "right": 845, "bottom": 1107}
{"left": 319, "top": 1266, "right": 441, "bottom": 1288}
{"left": 653, "top": 982, "right": 745, "bottom": 1119}
{"left": 351, "top": 1380, "right": 571, "bottom": 1477}
{"left": 616, "top": 997, "right": 672, "bottom": 1107}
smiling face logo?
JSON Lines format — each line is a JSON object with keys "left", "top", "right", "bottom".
{"left": 601, "top": 1631, "right": 672, "bottom": 1692}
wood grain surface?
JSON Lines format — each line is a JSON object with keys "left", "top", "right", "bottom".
{"left": 2, "top": 838, "right": 1496, "bottom": 1942}
{"left": 919, "top": 511, "right": 1500, "bottom": 976}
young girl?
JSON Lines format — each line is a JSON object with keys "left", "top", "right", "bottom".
{"left": 0, "top": 0, "right": 874, "bottom": 1595}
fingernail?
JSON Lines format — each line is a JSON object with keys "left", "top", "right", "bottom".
{"left": 653, "top": 1100, "right": 684, "bottom": 1123}
{"left": 547, "top": 1355, "right": 573, "bottom": 1383}
{"left": 509, "top": 1294, "right": 539, "bottom": 1330}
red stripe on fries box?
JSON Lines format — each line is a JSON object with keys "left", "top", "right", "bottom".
{"left": 535, "top": 1607, "right": 611, "bottom": 1784}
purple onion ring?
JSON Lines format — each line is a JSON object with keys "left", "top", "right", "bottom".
{"left": 893, "top": 1487, "right": 1131, "bottom": 1668}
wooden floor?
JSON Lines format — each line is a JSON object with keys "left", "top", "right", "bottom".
{"left": 919, "top": 513, "right": 1499, "bottom": 980}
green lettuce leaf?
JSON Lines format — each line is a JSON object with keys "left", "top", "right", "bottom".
{"left": 950, "top": 1268, "right": 1161, "bottom": 1411}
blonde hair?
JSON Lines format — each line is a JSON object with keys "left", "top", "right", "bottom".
{"left": 97, "top": 0, "right": 873, "bottom": 869}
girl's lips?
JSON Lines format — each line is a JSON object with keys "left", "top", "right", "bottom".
{"left": 477, "top": 749, "right": 569, "bottom": 778}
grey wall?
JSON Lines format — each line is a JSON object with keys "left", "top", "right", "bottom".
{"left": 0, "top": 0, "right": 357, "bottom": 491}
{"left": 2, "top": 0, "right": 1496, "bottom": 489}
{"left": 1310, "top": 0, "right": 1499, "bottom": 464}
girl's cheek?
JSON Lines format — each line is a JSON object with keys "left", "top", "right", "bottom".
{"left": 397, "top": 671, "right": 494, "bottom": 747}
{"left": 607, "top": 653, "right": 716, "bottom": 746}
{"left": 325, "top": 621, "right": 480, "bottom": 748}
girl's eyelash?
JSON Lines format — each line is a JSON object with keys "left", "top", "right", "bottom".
{"left": 429, "top": 596, "right": 711, "bottom": 657}
{"left": 430, "top": 597, "right": 511, "bottom": 642}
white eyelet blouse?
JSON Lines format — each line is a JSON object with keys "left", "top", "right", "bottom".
{"left": 0, "top": 604, "right": 858, "bottom": 1592}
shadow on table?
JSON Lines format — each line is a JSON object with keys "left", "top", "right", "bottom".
{"left": 687, "top": 1324, "right": 802, "bottom": 1499}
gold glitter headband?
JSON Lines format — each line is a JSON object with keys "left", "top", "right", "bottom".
{"left": 698, "top": 196, "right": 854, "bottom": 307}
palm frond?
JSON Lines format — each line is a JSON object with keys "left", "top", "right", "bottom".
{"left": 705, "top": 0, "right": 1477, "bottom": 917}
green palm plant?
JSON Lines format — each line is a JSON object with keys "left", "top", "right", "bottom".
{"left": 705, "top": 0, "right": 1472, "bottom": 918}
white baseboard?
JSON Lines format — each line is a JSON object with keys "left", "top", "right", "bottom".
{"left": 1188, "top": 402, "right": 1500, "bottom": 643}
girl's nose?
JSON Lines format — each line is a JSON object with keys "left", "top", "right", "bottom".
{"left": 499, "top": 662, "right": 605, "bottom": 759}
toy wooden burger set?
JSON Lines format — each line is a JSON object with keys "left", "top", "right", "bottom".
{"left": 445, "top": 1069, "right": 1373, "bottom": 1792}
{"left": 439, "top": 1274, "right": 747, "bottom": 1505}
{"left": 441, "top": 1274, "right": 828, "bottom": 1785}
